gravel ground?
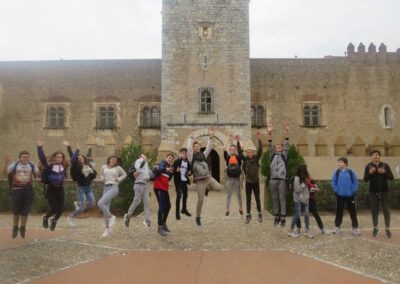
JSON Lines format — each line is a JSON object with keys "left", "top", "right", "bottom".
{"left": 0, "top": 190, "right": 399, "bottom": 283}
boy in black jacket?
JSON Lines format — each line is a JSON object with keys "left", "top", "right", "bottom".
{"left": 172, "top": 148, "right": 192, "bottom": 220}
{"left": 363, "top": 149, "right": 394, "bottom": 238}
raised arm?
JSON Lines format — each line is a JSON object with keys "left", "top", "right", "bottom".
{"left": 267, "top": 125, "right": 274, "bottom": 152}
{"left": 37, "top": 140, "right": 48, "bottom": 167}
{"left": 63, "top": 140, "right": 73, "bottom": 159}
{"left": 236, "top": 135, "right": 244, "bottom": 160}
{"left": 203, "top": 128, "right": 215, "bottom": 159}
{"left": 187, "top": 130, "right": 194, "bottom": 163}
{"left": 282, "top": 123, "right": 290, "bottom": 157}
{"left": 256, "top": 136, "right": 263, "bottom": 160}
{"left": 86, "top": 146, "right": 92, "bottom": 158}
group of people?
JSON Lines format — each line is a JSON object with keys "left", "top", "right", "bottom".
{"left": 3, "top": 125, "right": 395, "bottom": 239}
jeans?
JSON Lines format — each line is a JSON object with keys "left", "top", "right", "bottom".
{"left": 154, "top": 189, "right": 171, "bottom": 226}
{"left": 270, "top": 179, "right": 286, "bottom": 218}
{"left": 97, "top": 184, "right": 119, "bottom": 225}
{"left": 296, "top": 198, "right": 324, "bottom": 229}
{"left": 127, "top": 183, "right": 150, "bottom": 222}
{"left": 291, "top": 201, "right": 309, "bottom": 230}
{"left": 369, "top": 192, "right": 390, "bottom": 228}
{"left": 71, "top": 185, "right": 96, "bottom": 218}
{"left": 226, "top": 177, "right": 242, "bottom": 211}
{"left": 195, "top": 177, "right": 223, "bottom": 217}
{"left": 245, "top": 182, "right": 261, "bottom": 214}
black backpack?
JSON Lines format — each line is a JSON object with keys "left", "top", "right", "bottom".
{"left": 8, "top": 162, "right": 35, "bottom": 194}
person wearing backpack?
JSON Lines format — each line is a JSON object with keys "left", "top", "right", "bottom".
{"left": 98, "top": 155, "right": 127, "bottom": 238}
{"left": 187, "top": 128, "right": 223, "bottom": 226}
{"left": 287, "top": 164, "right": 314, "bottom": 239}
{"left": 124, "top": 154, "right": 154, "bottom": 229}
{"left": 3, "top": 152, "right": 38, "bottom": 238}
{"left": 66, "top": 143, "right": 97, "bottom": 226}
{"left": 153, "top": 153, "right": 175, "bottom": 236}
{"left": 363, "top": 149, "right": 394, "bottom": 238}
{"left": 224, "top": 135, "right": 244, "bottom": 217}
{"left": 240, "top": 132, "right": 263, "bottom": 224}
{"left": 268, "top": 123, "right": 290, "bottom": 227}
{"left": 331, "top": 157, "right": 360, "bottom": 236}
{"left": 172, "top": 148, "right": 192, "bottom": 220}
{"left": 37, "top": 141, "right": 68, "bottom": 231}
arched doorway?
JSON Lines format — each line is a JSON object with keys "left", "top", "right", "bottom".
{"left": 200, "top": 147, "right": 220, "bottom": 182}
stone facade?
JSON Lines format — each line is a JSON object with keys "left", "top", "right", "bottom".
{"left": 0, "top": 0, "right": 399, "bottom": 180}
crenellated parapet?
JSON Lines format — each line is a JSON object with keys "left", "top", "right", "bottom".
{"left": 347, "top": 42, "right": 400, "bottom": 64}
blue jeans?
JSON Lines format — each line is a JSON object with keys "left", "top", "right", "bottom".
{"left": 71, "top": 185, "right": 96, "bottom": 218}
{"left": 291, "top": 201, "right": 310, "bottom": 230}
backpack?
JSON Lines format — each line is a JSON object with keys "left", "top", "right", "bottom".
{"left": 335, "top": 168, "right": 355, "bottom": 184}
{"left": 40, "top": 165, "right": 53, "bottom": 185}
{"left": 8, "top": 162, "right": 35, "bottom": 194}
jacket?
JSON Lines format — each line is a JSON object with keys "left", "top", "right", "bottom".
{"left": 242, "top": 139, "right": 262, "bottom": 183}
{"left": 331, "top": 168, "right": 359, "bottom": 197}
{"left": 293, "top": 176, "right": 310, "bottom": 203}
{"left": 153, "top": 160, "right": 173, "bottom": 191}
{"left": 172, "top": 158, "right": 191, "bottom": 186}
{"left": 363, "top": 162, "right": 394, "bottom": 193}
{"left": 70, "top": 150, "right": 97, "bottom": 187}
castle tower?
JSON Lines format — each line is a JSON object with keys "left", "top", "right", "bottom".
{"left": 159, "top": 0, "right": 252, "bottom": 163}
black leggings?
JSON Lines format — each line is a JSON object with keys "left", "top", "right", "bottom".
{"left": 296, "top": 198, "right": 324, "bottom": 229}
{"left": 176, "top": 181, "right": 188, "bottom": 212}
{"left": 155, "top": 189, "right": 171, "bottom": 226}
{"left": 45, "top": 187, "right": 64, "bottom": 221}
{"left": 245, "top": 182, "right": 261, "bottom": 214}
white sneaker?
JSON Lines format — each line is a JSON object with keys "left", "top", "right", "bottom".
{"left": 102, "top": 228, "right": 112, "bottom": 238}
{"left": 332, "top": 227, "right": 341, "bottom": 235}
{"left": 108, "top": 215, "right": 116, "bottom": 227}
{"left": 67, "top": 216, "right": 75, "bottom": 227}
{"left": 305, "top": 230, "right": 314, "bottom": 239}
{"left": 294, "top": 226, "right": 300, "bottom": 234}
{"left": 288, "top": 230, "right": 300, "bottom": 238}
{"left": 143, "top": 220, "right": 151, "bottom": 228}
{"left": 352, "top": 228, "right": 361, "bottom": 236}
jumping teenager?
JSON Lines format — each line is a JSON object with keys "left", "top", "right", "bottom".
{"left": 172, "top": 148, "right": 192, "bottom": 220}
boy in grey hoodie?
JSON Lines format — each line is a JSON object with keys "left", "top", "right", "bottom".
{"left": 124, "top": 154, "right": 154, "bottom": 228}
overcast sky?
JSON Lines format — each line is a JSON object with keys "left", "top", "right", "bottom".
{"left": 0, "top": 0, "right": 399, "bottom": 61}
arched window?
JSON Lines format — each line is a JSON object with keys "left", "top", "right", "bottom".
{"left": 384, "top": 106, "right": 391, "bottom": 128}
{"left": 151, "top": 107, "right": 160, "bottom": 127}
{"left": 200, "top": 89, "right": 212, "bottom": 114}
{"left": 47, "top": 106, "right": 65, "bottom": 129}
{"left": 304, "top": 104, "right": 320, "bottom": 127}
{"left": 97, "top": 106, "right": 115, "bottom": 129}
{"left": 142, "top": 107, "right": 151, "bottom": 127}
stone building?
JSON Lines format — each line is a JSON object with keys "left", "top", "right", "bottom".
{"left": 0, "top": 0, "right": 399, "bottom": 180}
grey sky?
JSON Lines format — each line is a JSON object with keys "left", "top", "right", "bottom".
{"left": 0, "top": 0, "right": 399, "bottom": 61}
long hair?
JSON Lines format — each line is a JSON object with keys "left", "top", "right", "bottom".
{"left": 295, "top": 164, "right": 310, "bottom": 183}
{"left": 50, "top": 151, "right": 70, "bottom": 168}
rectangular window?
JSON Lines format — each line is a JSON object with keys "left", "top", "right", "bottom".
{"left": 97, "top": 106, "right": 116, "bottom": 129}
{"left": 303, "top": 104, "right": 321, "bottom": 127}
{"left": 47, "top": 106, "right": 66, "bottom": 129}
{"left": 199, "top": 87, "right": 213, "bottom": 114}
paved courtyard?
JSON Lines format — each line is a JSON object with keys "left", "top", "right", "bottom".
{"left": 0, "top": 190, "right": 399, "bottom": 284}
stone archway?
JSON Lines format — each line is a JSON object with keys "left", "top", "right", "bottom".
{"left": 200, "top": 147, "right": 220, "bottom": 182}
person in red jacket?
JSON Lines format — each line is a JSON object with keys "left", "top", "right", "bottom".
{"left": 153, "top": 153, "right": 175, "bottom": 236}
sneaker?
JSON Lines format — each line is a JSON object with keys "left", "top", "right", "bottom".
{"left": 19, "top": 226, "right": 26, "bottom": 238}
{"left": 176, "top": 211, "right": 181, "bottom": 221}
{"left": 280, "top": 219, "right": 286, "bottom": 227}
{"left": 332, "top": 227, "right": 341, "bottom": 235}
{"left": 108, "top": 215, "right": 116, "bottom": 227}
{"left": 305, "top": 230, "right": 314, "bottom": 239}
{"left": 74, "top": 201, "right": 79, "bottom": 211}
{"left": 239, "top": 209, "right": 244, "bottom": 216}
{"left": 288, "top": 230, "right": 299, "bottom": 238}
{"left": 294, "top": 227, "right": 300, "bottom": 234}
{"left": 102, "top": 228, "right": 112, "bottom": 238}
{"left": 181, "top": 209, "right": 192, "bottom": 217}
{"left": 12, "top": 226, "right": 18, "bottom": 239}
{"left": 245, "top": 214, "right": 251, "bottom": 224}
{"left": 274, "top": 217, "right": 280, "bottom": 226}
{"left": 67, "top": 216, "right": 75, "bottom": 227}
{"left": 157, "top": 226, "right": 168, "bottom": 237}
{"left": 50, "top": 218, "right": 57, "bottom": 231}
{"left": 143, "top": 220, "right": 151, "bottom": 228}
{"left": 352, "top": 227, "right": 361, "bottom": 236}
{"left": 162, "top": 224, "right": 171, "bottom": 233}
{"left": 385, "top": 229, "right": 392, "bottom": 239}
{"left": 225, "top": 211, "right": 230, "bottom": 217}
{"left": 196, "top": 217, "right": 201, "bottom": 226}
{"left": 320, "top": 228, "right": 326, "bottom": 234}
{"left": 42, "top": 216, "right": 49, "bottom": 229}
{"left": 372, "top": 227, "right": 379, "bottom": 237}
{"left": 258, "top": 213, "right": 263, "bottom": 223}
{"left": 124, "top": 214, "right": 130, "bottom": 228}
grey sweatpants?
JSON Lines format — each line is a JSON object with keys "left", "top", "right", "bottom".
{"left": 195, "top": 177, "right": 223, "bottom": 217}
{"left": 269, "top": 179, "right": 286, "bottom": 217}
{"left": 127, "top": 183, "right": 150, "bottom": 222}
{"left": 226, "top": 177, "right": 242, "bottom": 211}
{"left": 97, "top": 184, "right": 119, "bottom": 224}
